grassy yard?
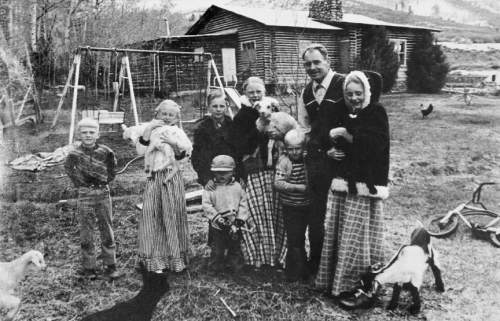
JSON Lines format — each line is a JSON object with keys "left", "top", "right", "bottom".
{"left": 1, "top": 92, "right": 499, "bottom": 321}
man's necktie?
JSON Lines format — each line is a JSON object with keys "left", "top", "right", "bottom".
{"left": 314, "top": 84, "right": 325, "bottom": 104}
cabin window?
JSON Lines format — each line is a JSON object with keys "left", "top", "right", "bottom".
{"left": 389, "top": 38, "right": 407, "bottom": 66}
{"left": 193, "top": 47, "right": 204, "bottom": 62}
{"left": 241, "top": 40, "right": 257, "bottom": 68}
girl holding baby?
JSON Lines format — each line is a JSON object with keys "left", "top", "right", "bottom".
{"left": 138, "top": 100, "right": 192, "bottom": 274}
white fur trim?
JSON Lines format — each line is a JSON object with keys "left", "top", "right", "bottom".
{"left": 330, "top": 178, "right": 389, "bottom": 199}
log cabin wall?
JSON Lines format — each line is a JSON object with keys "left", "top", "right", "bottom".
{"left": 194, "top": 10, "right": 272, "bottom": 87}
{"left": 385, "top": 28, "right": 428, "bottom": 91}
{"left": 347, "top": 26, "right": 428, "bottom": 92}
{"left": 270, "top": 26, "right": 342, "bottom": 92}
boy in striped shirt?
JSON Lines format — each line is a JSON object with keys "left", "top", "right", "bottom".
{"left": 64, "top": 118, "right": 121, "bottom": 280}
{"left": 274, "top": 129, "right": 310, "bottom": 282}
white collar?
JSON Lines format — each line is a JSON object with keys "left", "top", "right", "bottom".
{"left": 313, "top": 69, "right": 335, "bottom": 91}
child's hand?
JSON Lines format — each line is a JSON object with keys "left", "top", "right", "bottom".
{"left": 160, "top": 134, "right": 177, "bottom": 146}
{"left": 215, "top": 216, "right": 226, "bottom": 227}
{"left": 205, "top": 179, "right": 216, "bottom": 191}
{"left": 295, "top": 184, "right": 307, "bottom": 193}
{"left": 143, "top": 120, "right": 165, "bottom": 140}
{"left": 230, "top": 225, "right": 238, "bottom": 234}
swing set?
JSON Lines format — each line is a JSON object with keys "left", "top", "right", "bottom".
{"left": 51, "top": 46, "right": 234, "bottom": 144}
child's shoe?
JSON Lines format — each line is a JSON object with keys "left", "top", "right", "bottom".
{"left": 104, "top": 264, "right": 124, "bottom": 280}
{"left": 77, "top": 268, "right": 98, "bottom": 279}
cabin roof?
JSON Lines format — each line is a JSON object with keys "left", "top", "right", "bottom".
{"left": 187, "top": 5, "right": 343, "bottom": 34}
{"left": 325, "top": 13, "right": 441, "bottom": 31}
{"left": 187, "top": 4, "right": 440, "bottom": 35}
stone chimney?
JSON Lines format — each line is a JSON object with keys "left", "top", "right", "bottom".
{"left": 308, "top": 0, "right": 343, "bottom": 21}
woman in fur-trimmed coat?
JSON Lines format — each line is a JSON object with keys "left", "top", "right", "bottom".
{"left": 315, "top": 70, "right": 389, "bottom": 297}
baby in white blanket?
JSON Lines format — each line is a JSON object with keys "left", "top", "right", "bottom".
{"left": 122, "top": 100, "right": 192, "bottom": 178}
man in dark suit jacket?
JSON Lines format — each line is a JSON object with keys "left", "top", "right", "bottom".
{"left": 297, "top": 44, "right": 348, "bottom": 275}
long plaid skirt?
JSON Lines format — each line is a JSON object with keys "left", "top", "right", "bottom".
{"left": 137, "top": 168, "right": 190, "bottom": 272}
{"left": 315, "top": 191, "right": 385, "bottom": 296}
{"left": 240, "top": 170, "right": 287, "bottom": 267}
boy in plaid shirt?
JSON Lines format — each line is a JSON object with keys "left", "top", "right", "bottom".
{"left": 64, "top": 118, "right": 122, "bottom": 279}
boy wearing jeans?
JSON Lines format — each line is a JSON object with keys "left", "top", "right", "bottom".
{"left": 202, "top": 155, "right": 249, "bottom": 273}
{"left": 64, "top": 118, "right": 121, "bottom": 279}
{"left": 274, "top": 129, "right": 310, "bottom": 282}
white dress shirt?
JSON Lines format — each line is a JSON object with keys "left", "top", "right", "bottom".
{"left": 297, "top": 69, "right": 336, "bottom": 134}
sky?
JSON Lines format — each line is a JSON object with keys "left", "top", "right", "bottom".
{"left": 135, "top": 0, "right": 233, "bottom": 12}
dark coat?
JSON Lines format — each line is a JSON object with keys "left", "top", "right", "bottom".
{"left": 332, "top": 102, "right": 390, "bottom": 198}
{"left": 191, "top": 115, "right": 234, "bottom": 186}
{"left": 302, "top": 73, "right": 347, "bottom": 156}
{"left": 229, "top": 105, "right": 273, "bottom": 180}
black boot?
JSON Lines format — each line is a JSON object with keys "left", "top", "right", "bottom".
{"left": 286, "top": 248, "right": 307, "bottom": 282}
{"left": 285, "top": 247, "right": 298, "bottom": 282}
{"left": 296, "top": 248, "right": 308, "bottom": 281}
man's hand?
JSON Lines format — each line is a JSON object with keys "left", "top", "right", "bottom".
{"left": 326, "top": 146, "right": 346, "bottom": 160}
{"left": 329, "top": 127, "right": 353, "bottom": 143}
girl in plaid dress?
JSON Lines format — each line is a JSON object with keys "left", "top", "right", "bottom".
{"left": 229, "top": 77, "right": 294, "bottom": 268}
{"left": 315, "top": 71, "right": 390, "bottom": 297}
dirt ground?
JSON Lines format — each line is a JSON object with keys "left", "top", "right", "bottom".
{"left": 1, "top": 91, "right": 499, "bottom": 321}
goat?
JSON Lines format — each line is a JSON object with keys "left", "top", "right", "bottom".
{"left": 80, "top": 267, "right": 169, "bottom": 321}
{"left": 353, "top": 227, "right": 444, "bottom": 314}
{"left": 0, "top": 250, "right": 46, "bottom": 321}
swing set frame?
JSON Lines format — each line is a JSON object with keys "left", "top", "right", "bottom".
{"left": 51, "top": 46, "right": 228, "bottom": 144}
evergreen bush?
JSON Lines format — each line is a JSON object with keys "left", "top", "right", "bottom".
{"left": 356, "top": 26, "right": 400, "bottom": 93}
{"left": 407, "top": 32, "right": 450, "bottom": 93}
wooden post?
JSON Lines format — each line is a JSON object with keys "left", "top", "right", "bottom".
{"left": 112, "top": 58, "right": 125, "bottom": 112}
{"left": 68, "top": 53, "right": 82, "bottom": 144}
{"left": 24, "top": 44, "right": 42, "bottom": 122}
{"left": 51, "top": 54, "right": 77, "bottom": 128}
{"left": 210, "top": 59, "right": 232, "bottom": 118}
{"left": 205, "top": 59, "right": 212, "bottom": 118}
{"left": 123, "top": 56, "right": 139, "bottom": 125}
{"left": 7, "top": 97, "right": 16, "bottom": 128}
{"left": 174, "top": 55, "right": 179, "bottom": 93}
{"left": 16, "top": 85, "right": 31, "bottom": 121}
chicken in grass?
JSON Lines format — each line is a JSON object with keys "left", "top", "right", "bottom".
{"left": 421, "top": 104, "right": 433, "bottom": 118}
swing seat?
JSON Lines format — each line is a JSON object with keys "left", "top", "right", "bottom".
{"left": 81, "top": 110, "right": 125, "bottom": 131}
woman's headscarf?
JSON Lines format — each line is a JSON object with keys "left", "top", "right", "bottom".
{"left": 343, "top": 71, "right": 372, "bottom": 110}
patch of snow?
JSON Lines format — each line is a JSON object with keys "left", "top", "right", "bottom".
{"left": 440, "top": 42, "right": 500, "bottom": 51}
